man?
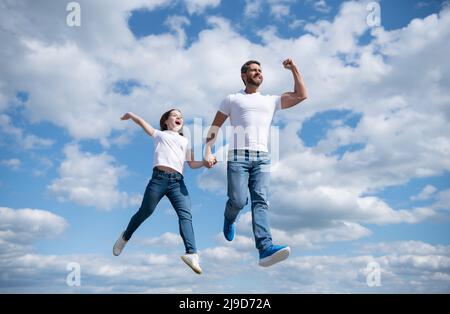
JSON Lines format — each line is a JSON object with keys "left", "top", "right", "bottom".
{"left": 205, "top": 59, "right": 307, "bottom": 267}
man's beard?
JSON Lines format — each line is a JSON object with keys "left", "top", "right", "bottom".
{"left": 246, "top": 75, "right": 262, "bottom": 87}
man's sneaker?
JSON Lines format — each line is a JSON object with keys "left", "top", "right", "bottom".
{"left": 113, "top": 231, "right": 128, "bottom": 256}
{"left": 223, "top": 218, "right": 235, "bottom": 241}
{"left": 258, "top": 245, "right": 290, "bottom": 267}
{"left": 181, "top": 253, "right": 202, "bottom": 274}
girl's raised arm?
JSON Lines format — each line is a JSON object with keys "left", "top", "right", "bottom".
{"left": 121, "top": 112, "right": 155, "bottom": 137}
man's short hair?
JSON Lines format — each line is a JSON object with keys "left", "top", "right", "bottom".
{"left": 241, "top": 60, "right": 261, "bottom": 74}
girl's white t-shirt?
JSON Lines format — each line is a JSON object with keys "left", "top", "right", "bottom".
{"left": 152, "top": 130, "right": 189, "bottom": 175}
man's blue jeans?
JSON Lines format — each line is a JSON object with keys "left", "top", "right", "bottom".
{"left": 123, "top": 168, "right": 197, "bottom": 254}
{"left": 225, "top": 150, "right": 273, "bottom": 252}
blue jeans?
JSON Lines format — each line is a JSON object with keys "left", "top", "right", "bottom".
{"left": 225, "top": 150, "right": 272, "bottom": 252}
{"left": 123, "top": 168, "right": 197, "bottom": 254}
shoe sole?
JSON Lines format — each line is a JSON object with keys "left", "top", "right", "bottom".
{"left": 258, "top": 247, "right": 290, "bottom": 267}
{"left": 181, "top": 256, "right": 202, "bottom": 275}
{"left": 224, "top": 232, "right": 234, "bottom": 241}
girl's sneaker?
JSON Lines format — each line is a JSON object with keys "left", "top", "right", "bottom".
{"left": 113, "top": 231, "right": 128, "bottom": 256}
{"left": 181, "top": 253, "right": 202, "bottom": 274}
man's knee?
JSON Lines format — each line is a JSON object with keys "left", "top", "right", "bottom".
{"left": 228, "top": 196, "right": 248, "bottom": 210}
{"left": 177, "top": 209, "right": 192, "bottom": 221}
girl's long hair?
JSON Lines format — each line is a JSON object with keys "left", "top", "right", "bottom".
{"left": 159, "top": 109, "right": 183, "bottom": 136}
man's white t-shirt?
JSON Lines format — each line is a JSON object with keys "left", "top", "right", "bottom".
{"left": 152, "top": 130, "right": 189, "bottom": 175}
{"left": 218, "top": 90, "right": 281, "bottom": 152}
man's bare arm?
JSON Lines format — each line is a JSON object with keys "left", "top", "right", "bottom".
{"left": 280, "top": 59, "right": 308, "bottom": 110}
{"left": 204, "top": 111, "right": 228, "bottom": 167}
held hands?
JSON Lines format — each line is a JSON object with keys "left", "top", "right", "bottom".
{"left": 203, "top": 153, "right": 217, "bottom": 169}
{"left": 282, "top": 58, "right": 296, "bottom": 70}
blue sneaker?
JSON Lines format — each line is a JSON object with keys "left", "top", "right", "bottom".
{"left": 258, "top": 245, "right": 290, "bottom": 267}
{"left": 223, "top": 218, "right": 235, "bottom": 241}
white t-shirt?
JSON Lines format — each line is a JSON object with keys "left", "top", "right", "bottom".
{"left": 218, "top": 90, "right": 281, "bottom": 152}
{"left": 152, "top": 130, "right": 189, "bottom": 175}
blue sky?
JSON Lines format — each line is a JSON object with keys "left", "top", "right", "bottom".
{"left": 1, "top": 0, "right": 450, "bottom": 293}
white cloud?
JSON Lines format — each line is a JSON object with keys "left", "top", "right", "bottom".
{"left": 303, "top": 1, "right": 370, "bottom": 55}
{"left": 0, "top": 158, "right": 21, "bottom": 170}
{"left": 0, "top": 206, "right": 68, "bottom": 261}
{"left": 20, "top": 40, "right": 113, "bottom": 140}
{"left": 416, "top": 1, "right": 432, "bottom": 9}
{"left": 0, "top": 0, "right": 174, "bottom": 141}
{"left": 310, "top": 0, "right": 332, "bottom": 14}
{"left": 244, "top": 0, "right": 263, "bottom": 18}
{"left": 411, "top": 185, "right": 438, "bottom": 201}
{"left": 274, "top": 251, "right": 450, "bottom": 293}
{"left": 165, "top": 15, "right": 191, "bottom": 48}
{"left": 270, "top": 4, "right": 290, "bottom": 19}
{"left": 139, "top": 232, "right": 183, "bottom": 247}
{"left": 267, "top": 148, "right": 437, "bottom": 230}
{"left": 0, "top": 114, "right": 53, "bottom": 149}
{"left": 266, "top": 0, "right": 296, "bottom": 20}
{"left": 214, "top": 211, "right": 372, "bottom": 250}
{"left": 201, "top": 246, "right": 250, "bottom": 262}
{"left": 2, "top": 0, "right": 447, "bottom": 148}
{"left": 197, "top": 161, "right": 227, "bottom": 195}
{"left": 0, "top": 251, "right": 202, "bottom": 293}
{"left": 360, "top": 241, "right": 450, "bottom": 256}
{"left": 31, "top": 157, "right": 54, "bottom": 177}
{"left": 224, "top": 234, "right": 255, "bottom": 250}
{"left": 274, "top": 221, "right": 372, "bottom": 248}
{"left": 185, "top": 0, "right": 221, "bottom": 15}
{"left": 432, "top": 189, "right": 450, "bottom": 211}
{"left": 0, "top": 207, "right": 67, "bottom": 242}
{"left": 1, "top": 212, "right": 449, "bottom": 293}
{"left": 244, "top": 0, "right": 298, "bottom": 20}
{"left": 0, "top": 209, "right": 251, "bottom": 292}
{"left": 47, "top": 144, "right": 136, "bottom": 210}
{"left": 289, "top": 19, "right": 306, "bottom": 29}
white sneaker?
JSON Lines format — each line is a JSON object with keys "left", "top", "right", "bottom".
{"left": 113, "top": 231, "right": 128, "bottom": 256}
{"left": 181, "top": 253, "right": 202, "bottom": 274}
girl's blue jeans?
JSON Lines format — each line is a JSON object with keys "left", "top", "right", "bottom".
{"left": 123, "top": 168, "right": 197, "bottom": 254}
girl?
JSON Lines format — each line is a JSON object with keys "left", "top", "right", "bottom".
{"left": 113, "top": 109, "right": 214, "bottom": 274}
